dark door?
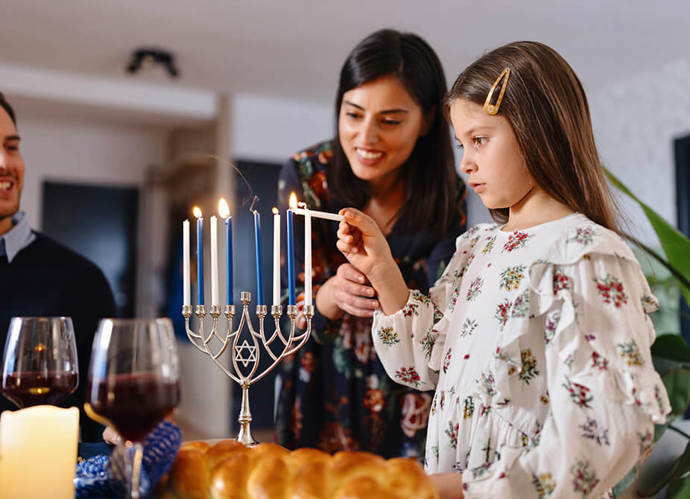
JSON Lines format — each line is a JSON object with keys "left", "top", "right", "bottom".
{"left": 674, "top": 135, "right": 690, "bottom": 342}
{"left": 42, "top": 181, "right": 139, "bottom": 318}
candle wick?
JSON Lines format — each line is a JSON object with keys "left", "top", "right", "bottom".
{"left": 249, "top": 195, "right": 260, "bottom": 213}
{"left": 297, "top": 201, "right": 308, "bottom": 209}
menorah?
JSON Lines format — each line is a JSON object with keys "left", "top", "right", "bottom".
{"left": 180, "top": 190, "right": 343, "bottom": 445}
{"left": 182, "top": 296, "right": 313, "bottom": 445}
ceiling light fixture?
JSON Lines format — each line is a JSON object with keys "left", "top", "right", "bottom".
{"left": 126, "top": 48, "right": 179, "bottom": 78}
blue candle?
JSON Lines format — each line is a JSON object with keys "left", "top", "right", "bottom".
{"left": 195, "top": 209, "right": 204, "bottom": 306}
{"left": 286, "top": 208, "right": 296, "bottom": 305}
{"left": 253, "top": 210, "right": 264, "bottom": 305}
{"left": 226, "top": 215, "right": 233, "bottom": 305}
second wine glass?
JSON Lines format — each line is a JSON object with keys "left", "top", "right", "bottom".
{"left": 85, "top": 318, "right": 180, "bottom": 499}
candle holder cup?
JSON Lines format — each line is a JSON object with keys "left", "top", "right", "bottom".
{"left": 183, "top": 292, "right": 312, "bottom": 445}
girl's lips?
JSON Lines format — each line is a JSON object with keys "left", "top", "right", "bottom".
{"left": 470, "top": 183, "right": 486, "bottom": 193}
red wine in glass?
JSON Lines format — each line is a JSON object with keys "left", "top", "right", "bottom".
{"left": 1, "top": 371, "right": 78, "bottom": 407}
{"left": 85, "top": 318, "right": 180, "bottom": 499}
{"left": 1, "top": 317, "right": 79, "bottom": 409}
{"left": 86, "top": 374, "right": 180, "bottom": 442}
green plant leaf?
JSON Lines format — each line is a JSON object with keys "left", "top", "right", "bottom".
{"left": 663, "top": 369, "right": 690, "bottom": 418}
{"left": 652, "top": 335, "right": 690, "bottom": 363}
{"left": 605, "top": 169, "right": 690, "bottom": 305}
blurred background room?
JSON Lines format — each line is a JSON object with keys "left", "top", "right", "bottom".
{"left": 1, "top": 0, "right": 688, "bottom": 479}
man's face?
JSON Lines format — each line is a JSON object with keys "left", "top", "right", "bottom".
{"left": 0, "top": 107, "right": 24, "bottom": 234}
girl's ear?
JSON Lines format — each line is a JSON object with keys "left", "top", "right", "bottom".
{"left": 419, "top": 105, "right": 436, "bottom": 137}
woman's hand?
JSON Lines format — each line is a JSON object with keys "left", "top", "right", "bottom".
{"left": 336, "top": 208, "right": 409, "bottom": 315}
{"left": 336, "top": 208, "right": 393, "bottom": 280}
{"left": 428, "top": 473, "right": 464, "bottom": 499}
{"left": 316, "top": 263, "right": 379, "bottom": 319}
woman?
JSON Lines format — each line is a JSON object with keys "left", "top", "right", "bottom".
{"left": 275, "top": 29, "right": 466, "bottom": 459}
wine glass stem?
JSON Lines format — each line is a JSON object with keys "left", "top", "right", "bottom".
{"left": 125, "top": 440, "right": 144, "bottom": 499}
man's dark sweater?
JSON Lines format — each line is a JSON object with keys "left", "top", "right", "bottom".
{"left": 0, "top": 232, "right": 116, "bottom": 441}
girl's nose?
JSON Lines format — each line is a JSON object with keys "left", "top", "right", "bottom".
{"left": 459, "top": 154, "right": 477, "bottom": 175}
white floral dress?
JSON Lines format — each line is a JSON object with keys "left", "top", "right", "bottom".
{"left": 372, "top": 213, "right": 670, "bottom": 498}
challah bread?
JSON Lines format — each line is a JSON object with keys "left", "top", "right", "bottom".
{"left": 156, "top": 440, "right": 438, "bottom": 499}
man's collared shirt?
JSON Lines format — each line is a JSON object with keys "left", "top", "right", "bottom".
{"left": 0, "top": 211, "right": 36, "bottom": 263}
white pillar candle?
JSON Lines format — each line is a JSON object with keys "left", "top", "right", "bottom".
{"left": 183, "top": 219, "right": 190, "bottom": 307}
{"left": 210, "top": 215, "right": 219, "bottom": 307}
{"left": 272, "top": 207, "right": 280, "bottom": 307}
{"left": 304, "top": 208, "right": 312, "bottom": 306}
{"left": 0, "top": 406, "right": 79, "bottom": 499}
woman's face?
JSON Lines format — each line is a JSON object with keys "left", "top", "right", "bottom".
{"left": 338, "top": 75, "right": 427, "bottom": 188}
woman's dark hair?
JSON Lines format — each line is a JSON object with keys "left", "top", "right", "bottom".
{"left": 447, "top": 41, "right": 619, "bottom": 232}
{"left": 0, "top": 92, "right": 16, "bottom": 125}
{"left": 331, "top": 29, "right": 459, "bottom": 238}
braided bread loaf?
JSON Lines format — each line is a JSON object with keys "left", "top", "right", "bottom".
{"left": 155, "top": 439, "right": 438, "bottom": 499}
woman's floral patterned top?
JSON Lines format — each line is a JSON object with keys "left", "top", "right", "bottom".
{"left": 274, "top": 141, "right": 466, "bottom": 458}
{"left": 372, "top": 213, "right": 670, "bottom": 497}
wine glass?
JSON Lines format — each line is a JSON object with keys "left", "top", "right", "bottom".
{"left": 84, "top": 318, "right": 180, "bottom": 499}
{"left": 1, "top": 317, "right": 79, "bottom": 408}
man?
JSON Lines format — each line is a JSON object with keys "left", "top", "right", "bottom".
{"left": 0, "top": 92, "right": 116, "bottom": 442}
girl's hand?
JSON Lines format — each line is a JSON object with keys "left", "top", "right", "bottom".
{"left": 336, "top": 208, "right": 409, "bottom": 315}
{"left": 428, "top": 473, "right": 464, "bottom": 499}
{"left": 316, "top": 263, "right": 379, "bottom": 319}
{"left": 336, "top": 208, "right": 395, "bottom": 282}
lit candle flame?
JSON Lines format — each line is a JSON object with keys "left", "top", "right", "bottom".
{"left": 193, "top": 206, "right": 202, "bottom": 218}
{"left": 272, "top": 207, "right": 279, "bottom": 215}
{"left": 289, "top": 192, "right": 297, "bottom": 209}
{"left": 218, "top": 198, "right": 230, "bottom": 219}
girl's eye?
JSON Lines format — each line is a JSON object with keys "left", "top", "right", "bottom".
{"left": 473, "top": 137, "right": 487, "bottom": 147}
{"left": 381, "top": 118, "right": 402, "bottom": 126}
{"left": 345, "top": 112, "right": 361, "bottom": 119}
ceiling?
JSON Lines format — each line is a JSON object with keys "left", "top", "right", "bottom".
{"left": 1, "top": 0, "right": 688, "bottom": 104}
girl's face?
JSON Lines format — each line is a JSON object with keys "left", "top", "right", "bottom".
{"left": 338, "top": 75, "right": 427, "bottom": 188}
{"left": 449, "top": 99, "right": 536, "bottom": 210}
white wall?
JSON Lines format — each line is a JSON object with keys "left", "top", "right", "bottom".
{"left": 14, "top": 110, "right": 168, "bottom": 231}
{"left": 232, "top": 93, "right": 332, "bottom": 162}
{"left": 589, "top": 57, "right": 690, "bottom": 246}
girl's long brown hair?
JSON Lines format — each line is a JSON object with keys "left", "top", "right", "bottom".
{"left": 447, "top": 41, "right": 620, "bottom": 232}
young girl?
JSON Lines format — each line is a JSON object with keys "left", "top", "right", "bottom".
{"left": 336, "top": 41, "right": 670, "bottom": 498}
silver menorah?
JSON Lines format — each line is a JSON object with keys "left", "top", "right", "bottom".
{"left": 182, "top": 295, "right": 313, "bottom": 445}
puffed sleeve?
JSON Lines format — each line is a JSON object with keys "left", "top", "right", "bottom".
{"left": 371, "top": 229, "right": 477, "bottom": 392}
{"left": 462, "top": 251, "right": 670, "bottom": 498}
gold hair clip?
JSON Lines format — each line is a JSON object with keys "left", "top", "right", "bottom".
{"left": 483, "top": 68, "right": 511, "bottom": 115}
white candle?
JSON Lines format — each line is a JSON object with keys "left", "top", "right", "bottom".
{"left": 272, "top": 207, "right": 281, "bottom": 306}
{"left": 0, "top": 406, "right": 79, "bottom": 499}
{"left": 304, "top": 207, "right": 312, "bottom": 306}
{"left": 210, "top": 215, "right": 219, "bottom": 307}
{"left": 292, "top": 208, "right": 344, "bottom": 222}
{"left": 183, "top": 219, "right": 190, "bottom": 307}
